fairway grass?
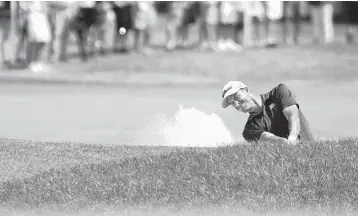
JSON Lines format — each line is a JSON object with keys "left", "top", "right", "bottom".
{"left": 1, "top": 138, "right": 358, "bottom": 215}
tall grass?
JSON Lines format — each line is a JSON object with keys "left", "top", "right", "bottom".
{"left": 1, "top": 138, "right": 358, "bottom": 215}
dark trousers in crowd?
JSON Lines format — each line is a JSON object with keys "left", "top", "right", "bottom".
{"left": 0, "top": 1, "right": 10, "bottom": 65}
{"left": 112, "top": 4, "right": 133, "bottom": 52}
{"left": 71, "top": 3, "right": 108, "bottom": 60}
{"left": 71, "top": 7, "right": 98, "bottom": 60}
{"left": 343, "top": 1, "right": 358, "bottom": 43}
{"left": 282, "top": 1, "right": 301, "bottom": 44}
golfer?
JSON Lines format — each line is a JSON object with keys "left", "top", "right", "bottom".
{"left": 221, "top": 81, "right": 314, "bottom": 144}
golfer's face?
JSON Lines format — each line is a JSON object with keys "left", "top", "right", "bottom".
{"left": 228, "top": 89, "right": 254, "bottom": 113}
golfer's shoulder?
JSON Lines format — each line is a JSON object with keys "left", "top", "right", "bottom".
{"left": 273, "top": 83, "right": 291, "bottom": 92}
{"left": 266, "top": 83, "right": 293, "bottom": 97}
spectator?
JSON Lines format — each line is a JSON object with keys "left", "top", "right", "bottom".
{"left": 234, "top": 2, "right": 245, "bottom": 46}
{"left": 343, "top": 1, "right": 358, "bottom": 44}
{"left": 309, "top": 1, "right": 321, "bottom": 43}
{"left": 309, "top": 1, "right": 335, "bottom": 44}
{"left": 282, "top": 1, "right": 301, "bottom": 45}
{"left": 0, "top": 1, "right": 10, "bottom": 68}
{"left": 112, "top": 1, "right": 134, "bottom": 53}
{"left": 87, "top": 1, "right": 113, "bottom": 55}
{"left": 322, "top": 1, "right": 334, "bottom": 43}
{"left": 47, "top": 1, "right": 77, "bottom": 62}
{"left": 18, "top": 1, "right": 51, "bottom": 66}
{"left": 218, "top": 1, "right": 242, "bottom": 52}
{"left": 46, "top": 1, "right": 73, "bottom": 62}
{"left": 165, "top": 1, "right": 185, "bottom": 50}
{"left": 13, "top": 1, "right": 29, "bottom": 65}
{"left": 177, "top": 2, "right": 200, "bottom": 48}
{"left": 102, "top": 2, "right": 116, "bottom": 51}
{"left": 71, "top": 1, "right": 98, "bottom": 61}
{"left": 132, "top": 1, "right": 158, "bottom": 54}
{"left": 241, "top": 1, "right": 265, "bottom": 47}
{"left": 198, "top": 1, "right": 220, "bottom": 51}
{"left": 264, "top": 1, "right": 283, "bottom": 46}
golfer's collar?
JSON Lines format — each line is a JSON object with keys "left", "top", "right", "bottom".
{"left": 248, "top": 94, "right": 265, "bottom": 116}
{"left": 260, "top": 94, "right": 265, "bottom": 109}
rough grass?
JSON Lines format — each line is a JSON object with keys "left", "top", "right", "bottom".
{"left": 1, "top": 138, "right": 358, "bottom": 215}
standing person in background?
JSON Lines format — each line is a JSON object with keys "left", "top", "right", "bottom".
{"left": 133, "top": 1, "right": 157, "bottom": 55}
{"left": 13, "top": 1, "right": 29, "bottom": 65}
{"left": 0, "top": 1, "right": 11, "bottom": 68}
{"left": 322, "top": 1, "right": 334, "bottom": 43}
{"left": 198, "top": 1, "right": 220, "bottom": 51}
{"left": 282, "top": 1, "right": 301, "bottom": 45}
{"left": 241, "top": 1, "right": 265, "bottom": 48}
{"left": 264, "top": 1, "right": 283, "bottom": 46}
{"left": 24, "top": 1, "right": 51, "bottom": 68}
{"left": 46, "top": 1, "right": 73, "bottom": 62}
{"left": 177, "top": 2, "right": 200, "bottom": 48}
{"left": 309, "top": 1, "right": 335, "bottom": 44}
{"left": 343, "top": 1, "right": 358, "bottom": 44}
{"left": 46, "top": 1, "right": 77, "bottom": 62}
{"left": 112, "top": 1, "right": 134, "bottom": 53}
{"left": 165, "top": 1, "right": 185, "bottom": 51}
{"left": 87, "top": 1, "right": 113, "bottom": 55}
{"left": 71, "top": 1, "right": 97, "bottom": 61}
{"left": 309, "top": 1, "right": 322, "bottom": 44}
{"left": 46, "top": 3, "right": 57, "bottom": 62}
{"left": 218, "top": 1, "right": 242, "bottom": 52}
{"left": 233, "top": 2, "right": 245, "bottom": 47}
{"left": 260, "top": 1, "right": 270, "bottom": 46}
{"left": 71, "top": 1, "right": 117, "bottom": 60}
{"left": 102, "top": 2, "right": 116, "bottom": 52}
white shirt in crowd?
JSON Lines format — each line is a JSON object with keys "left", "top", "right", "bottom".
{"left": 23, "top": 1, "right": 51, "bottom": 43}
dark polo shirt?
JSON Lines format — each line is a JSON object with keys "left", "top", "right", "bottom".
{"left": 0, "top": 1, "right": 10, "bottom": 18}
{"left": 242, "top": 83, "right": 314, "bottom": 142}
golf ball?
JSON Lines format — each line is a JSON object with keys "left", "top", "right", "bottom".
{"left": 119, "top": 27, "right": 126, "bottom": 35}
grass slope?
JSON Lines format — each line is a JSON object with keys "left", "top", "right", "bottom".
{"left": 0, "top": 138, "right": 358, "bottom": 215}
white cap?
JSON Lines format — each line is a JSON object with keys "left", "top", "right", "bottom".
{"left": 221, "top": 81, "right": 247, "bottom": 108}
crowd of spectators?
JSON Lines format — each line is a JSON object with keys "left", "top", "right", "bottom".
{"left": 0, "top": 1, "right": 357, "bottom": 70}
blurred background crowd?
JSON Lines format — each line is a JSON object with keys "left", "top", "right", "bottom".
{"left": 0, "top": 1, "right": 357, "bottom": 70}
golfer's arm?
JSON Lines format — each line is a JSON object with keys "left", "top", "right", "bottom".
{"left": 258, "top": 132, "right": 288, "bottom": 143}
{"left": 283, "top": 105, "right": 300, "bottom": 140}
